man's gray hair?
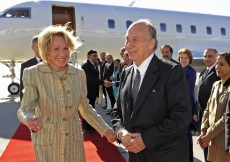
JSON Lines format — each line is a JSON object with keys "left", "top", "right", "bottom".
{"left": 130, "top": 19, "right": 158, "bottom": 52}
{"left": 31, "top": 35, "right": 39, "bottom": 45}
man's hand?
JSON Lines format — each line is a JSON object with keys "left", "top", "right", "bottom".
{"left": 103, "top": 81, "right": 112, "bottom": 88}
{"left": 110, "top": 76, "right": 114, "bottom": 81}
{"left": 104, "top": 129, "right": 116, "bottom": 142}
{"left": 27, "top": 115, "right": 43, "bottom": 132}
{"left": 118, "top": 130, "right": 133, "bottom": 147}
{"left": 193, "top": 114, "right": 198, "bottom": 121}
{"left": 125, "top": 133, "right": 146, "bottom": 153}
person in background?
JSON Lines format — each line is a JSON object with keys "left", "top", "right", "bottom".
{"left": 198, "top": 51, "right": 230, "bottom": 162}
{"left": 81, "top": 50, "right": 109, "bottom": 134}
{"left": 110, "top": 58, "right": 121, "bottom": 100}
{"left": 160, "top": 44, "right": 180, "bottom": 64}
{"left": 100, "top": 52, "right": 107, "bottom": 109}
{"left": 95, "top": 58, "right": 103, "bottom": 106}
{"left": 178, "top": 48, "right": 199, "bottom": 135}
{"left": 107, "top": 51, "right": 133, "bottom": 88}
{"left": 118, "top": 47, "right": 126, "bottom": 78}
{"left": 178, "top": 48, "right": 198, "bottom": 162}
{"left": 103, "top": 54, "right": 116, "bottom": 115}
{"left": 20, "top": 35, "right": 42, "bottom": 101}
{"left": 17, "top": 25, "right": 116, "bottom": 162}
{"left": 14, "top": 10, "right": 21, "bottom": 17}
{"left": 194, "top": 48, "right": 220, "bottom": 162}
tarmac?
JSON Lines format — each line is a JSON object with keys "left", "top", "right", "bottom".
{"left": 0, "top": 63, "right": 205, "bottom": 161}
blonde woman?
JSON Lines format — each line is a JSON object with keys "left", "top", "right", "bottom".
{"left": 17, "top": 25, "right": 116, "bottom": 162}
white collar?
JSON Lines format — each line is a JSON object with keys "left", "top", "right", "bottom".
{"left": 36, "top": 57, "right": 42, "bottom": 63}
{"left": 133, "top": 53, "right": 154, "bottom": 77}
{"left": 207, "top": 63, "right": 216, "bottom": 72}
{"left": 88, "top": 59, "right": 95, "bottom": 65}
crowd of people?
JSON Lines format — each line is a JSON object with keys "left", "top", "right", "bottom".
{"left": 17, "top": 19, "right": 230, "bottom": 162}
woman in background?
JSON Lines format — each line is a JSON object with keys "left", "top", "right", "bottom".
{"left": 199, "top": 52, "right": 230, "bottom": 162}
{"left": 178, "top": 48, "right": 199, "bottom": 135}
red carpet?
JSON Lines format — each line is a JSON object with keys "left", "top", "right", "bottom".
{"left": 0, "top": 124, "right": 125, "bottom": 162}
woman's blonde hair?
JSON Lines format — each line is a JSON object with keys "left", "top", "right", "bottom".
{"left": 38, "top": 24, "right": 81, "bottom": 63}
{"left": 178, "top": 48, "right": 193, "bottom": 64}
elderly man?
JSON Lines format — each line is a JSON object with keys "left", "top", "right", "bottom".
{"left": 111, "top": 19, "right": 191, "bottom": 162}
{"left": 160, "top": 44, "right": 180, "bottom": 64}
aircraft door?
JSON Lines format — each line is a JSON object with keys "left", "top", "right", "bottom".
{"left": 52, "top": 6, "right": 76, "bottom": 33}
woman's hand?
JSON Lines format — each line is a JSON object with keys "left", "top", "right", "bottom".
{"left": 200, "top": 135, "right": 212, "bottom": 149}
{"left": 27, "top": 115, "right": 43, "bottom": 132}
{"left": 104, "top": 129, "right": 116, "bottom": 142}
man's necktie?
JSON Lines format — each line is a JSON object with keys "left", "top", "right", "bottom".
{"left": 132, "top": 69, "right": 141, "bottom": 107}
{"left": 202, "top": 69, "right": 209, "bottom": 81}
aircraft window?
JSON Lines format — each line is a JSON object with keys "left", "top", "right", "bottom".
{"left": 176, "top": 24, "right": 182, "bottom": 33}
{"left": 191, "top": 25, "right": 196, "bottom": 34}
{"left": 126, "top": 21, "right": 133, "bottom": 29}
{"left": 206, "top": 27, "right": 212, "bottom": 35}
{"left": 160, "top": 23, "right": 166, "bottom": 32}
{"left": 221, "top": 28, "right": 226, "bottom": 36}
{"left": 108, "top": 19, "right": 115, "bottom": 29}
{"left": 0, "top": 8, "right": 30, "bottom": 18}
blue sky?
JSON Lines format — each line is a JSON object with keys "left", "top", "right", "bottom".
{"left": 1, "top": 0, "right": 230, "bottom": 16}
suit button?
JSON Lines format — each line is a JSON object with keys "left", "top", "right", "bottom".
{"left": 69, "top": 105, "right": 72, "bottom": 109}
{"left": 65, "top": 133, "right": 68, "bottom": 136}
{"left": 67, "top": 90, "right": 70, "bottom": 94}
{"left": 47, "top": 118, "right": 50, "bottom": 121}
{"left": 63, "top": 118, "right": 66, "bottom": 121}
{"left": 63, "top": 77, "right": 66, "bottom": 80}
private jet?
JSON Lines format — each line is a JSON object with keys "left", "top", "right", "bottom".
{"left": 0, "top": 0, "right": 230, "bottom": 94}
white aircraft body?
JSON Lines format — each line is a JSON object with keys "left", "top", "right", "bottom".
{"left": 0, "top": 0, "right": 230, "bottom": 94}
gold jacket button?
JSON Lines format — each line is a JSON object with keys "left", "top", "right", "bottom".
{"left": 63, "top": 118, "right": 66, "bottom": 121}
{"left": 67, "top": 90, "right": 70, "bottom": 94}
{"left": 65, "top": 133, "right": 69, "bottom": 136}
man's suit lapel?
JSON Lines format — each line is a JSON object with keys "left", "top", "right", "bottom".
{"left": 132, "top": 56, "right": 159, "bottom": 116}
{"left": 200, "top": 68, "right": 215, "bottom": 86}
{"left": 32, "top": 57, "right": 38, "bottom": 65}
{"left": 87, "top": 59, "right": 97, "bottom": 73}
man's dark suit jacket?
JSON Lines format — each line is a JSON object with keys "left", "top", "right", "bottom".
{"left": 195, "top": 67, "right": 220, "bottom": 122}
{"left": 104, "top": 62, "right": 116, "bottom": 107}
{"left": 81, "top": 59, "right": 104, "bottom": 100}
{"left": 103, "top": 62, "right": 114, "bottom": 81}
{"left": 20, "top": 57, "right": 38, "bottom": 101}
{"left": 111, "top": 55, "right": 191, "bottom": 162}
{"left": 100, "top": 60, "right": 106, "bottom": 80}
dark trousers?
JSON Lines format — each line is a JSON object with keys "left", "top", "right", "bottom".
{"left": 204, "top": 147, "right": 212, "bottom": 162}
{"left": 82, "top": 98, "right": 95, "bottom": 131}
{"left": 102, "top": 85, "right": 107, "bottom": 106}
